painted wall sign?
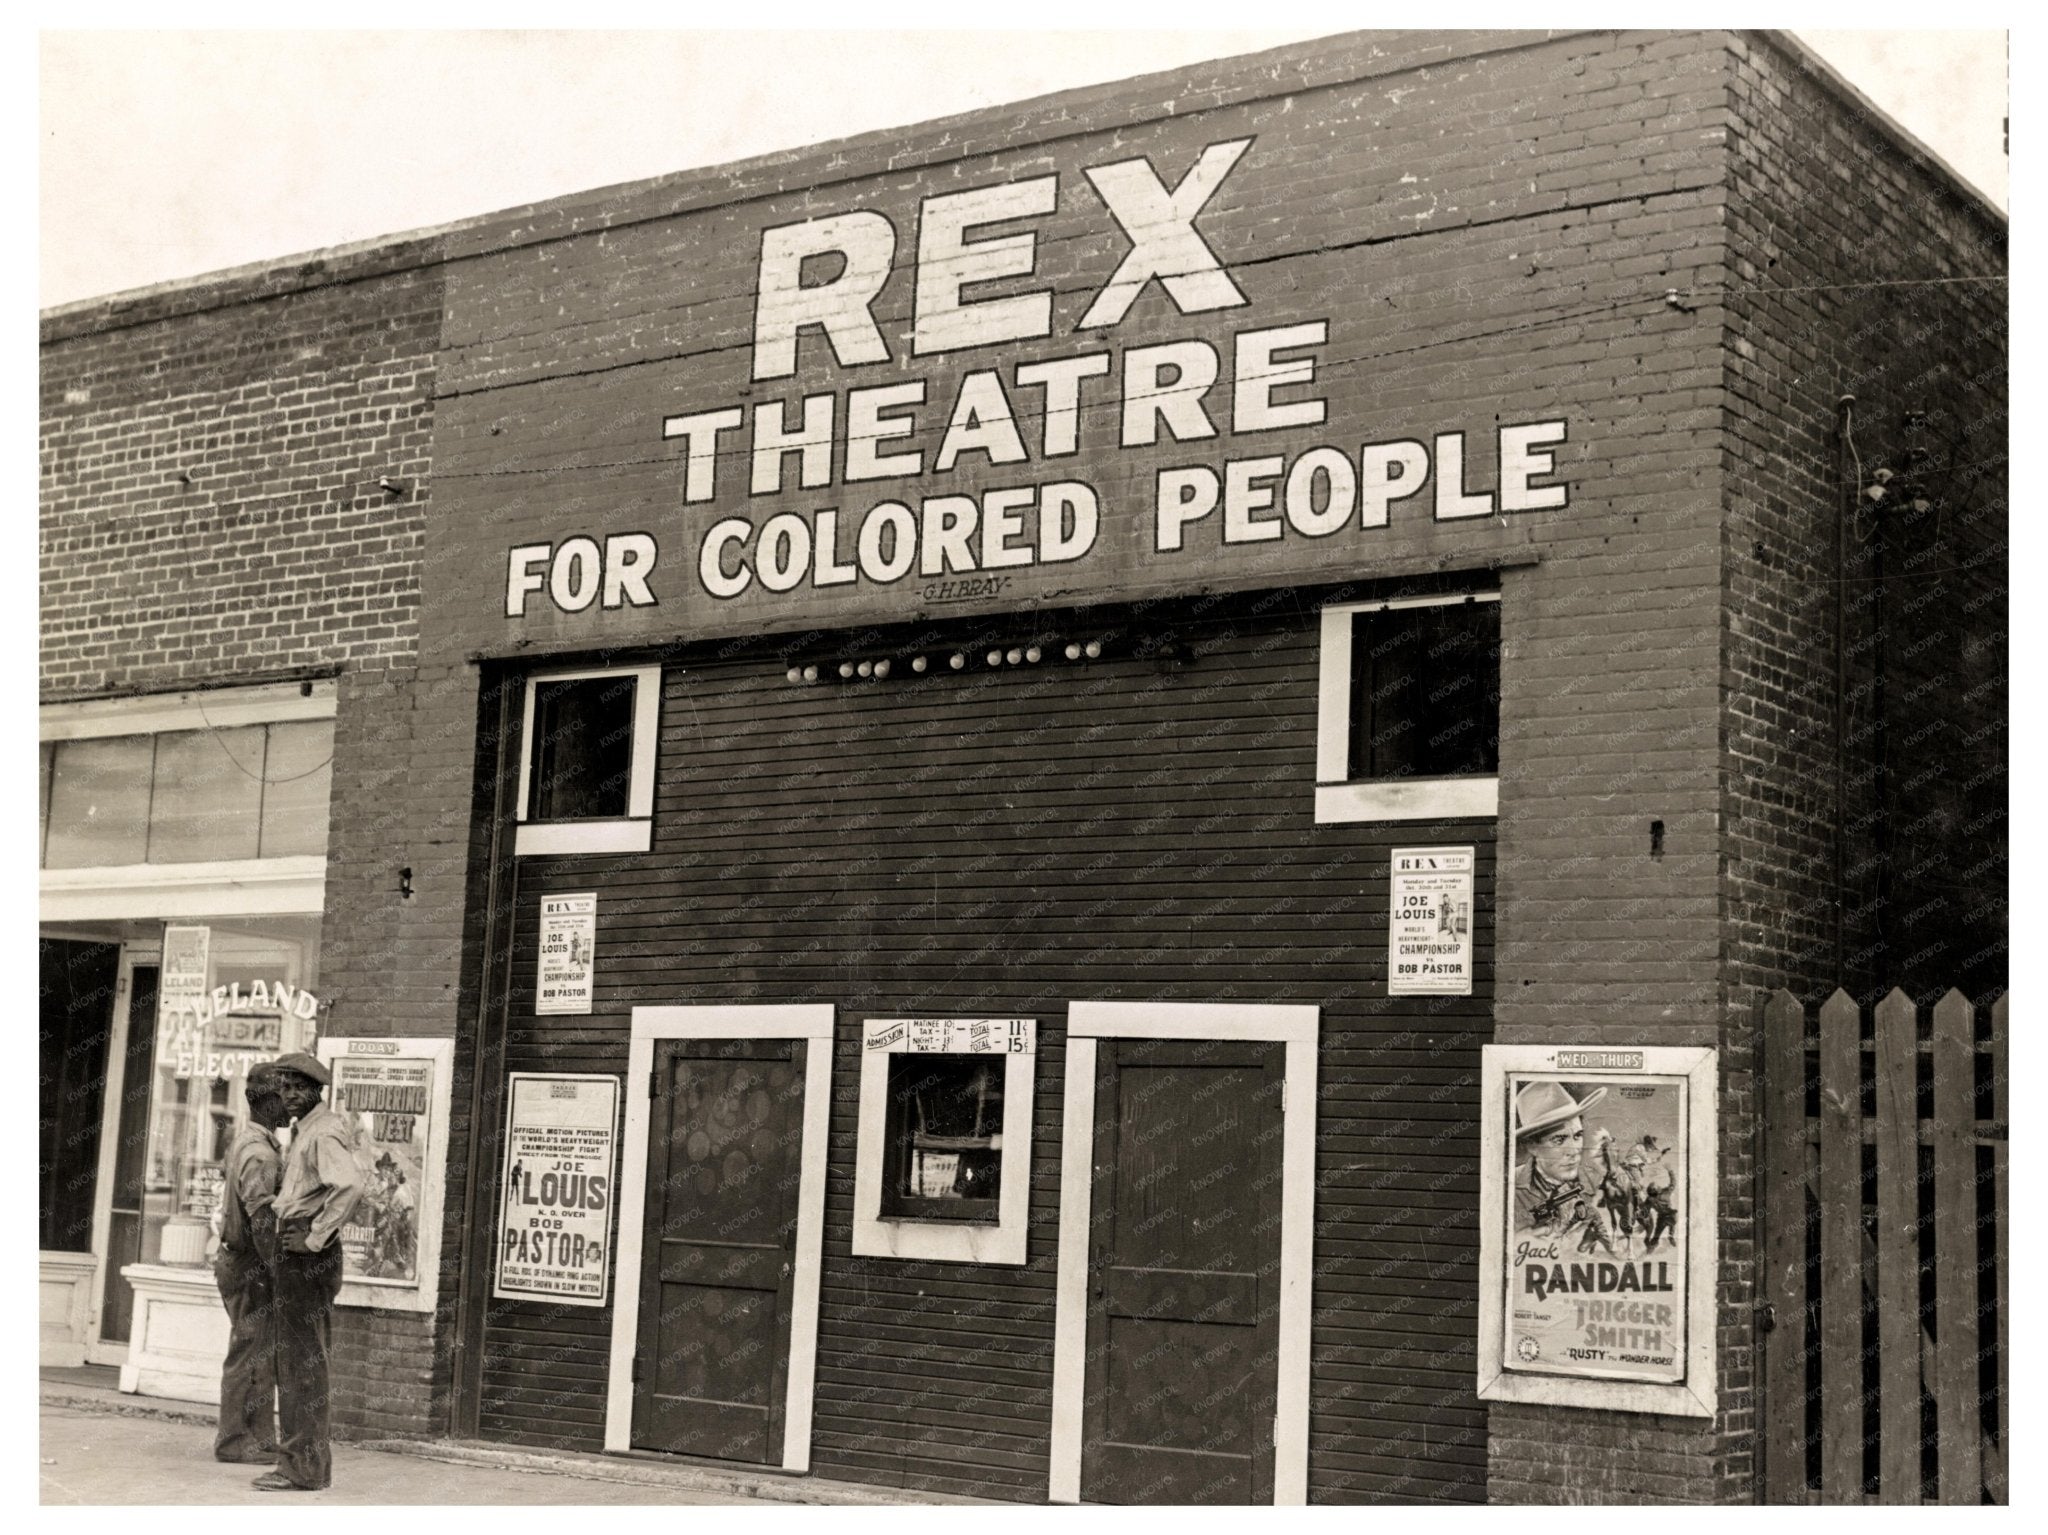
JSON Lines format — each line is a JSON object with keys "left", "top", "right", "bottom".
{"left": 1387, "top": 846, "right": 1474, "bottom": 995}
{"left": 1476, "top": 1045, "right": 1718, "bottom": 1418}
{"left": 494, "top": 1073, "right": 621, "bottom": 1308}
{"left": 436, "top": 130, "right": 1582, "bottom": 652}
{"left": 318, "top": 1035, "right": 456, "bottom": 1315}
{"left": 537, "top": 893, "right": 597, "bottom": 1015}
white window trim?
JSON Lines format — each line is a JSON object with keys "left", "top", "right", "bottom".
{"left": 39, "top": 855, "right": 326, "bottom": 923}
{"left": 40, "top": 679, "right": 336, "bottom": 741}
{"left": 1315, "top": 593, "right": 1501, "bottom": 824}
{"left": 850, "top": 1020, "right": 1036, "bottom": 1267}
{"left": 607, "top": 1004, "right": 834, "bottom": 1471}
{"left": 1049, "top": 1001, "right": 1320, "bottom": 1507}
{"left": 513, "top": 664, "right": 660, "bottom": 857}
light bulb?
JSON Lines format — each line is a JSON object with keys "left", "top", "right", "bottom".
{"left": 1084, "top": 639, "right": 1102, "bottom": 659}
{"left": 839, "top": 661, "right": 855, "bottom": 679}
{"left": 801, "top": 665, "right": 818, "bottom": 683}
{"left": 786, "top": 667, "right": 802, "bottom": 684}
{"left": 874, "top": 658, "right": 892, "bottom": 679}
{"left": 950, "top": 653, "right": 966, "bottom": 671}
{"left": 857, "top": 660, "right": 873, "bottom": 678}
{"left": 1025, "top": 645, "right": 1041, "bottom": 663}
{"left": 1064, "top": 643, "right": 1081, "bottom": 661}
{"left": 911, "top": 656, "right": 928, "bottom": 674}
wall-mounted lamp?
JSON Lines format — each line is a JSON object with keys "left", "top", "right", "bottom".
{"left": 378, "top": 476, "right": 409, "bottom": 497}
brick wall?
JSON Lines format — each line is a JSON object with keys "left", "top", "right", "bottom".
{"left": 39, "top": 254, "right": 437, "bottom": 700}
{"left": 41, "top": 251, "right": 456, "bottom": 1440}
{"left": 1709, "top": 28, "right": 2007, "bottom": 1506}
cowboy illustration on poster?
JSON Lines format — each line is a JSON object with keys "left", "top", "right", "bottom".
{"left": 1505, "top": 1071, "right": 1687, "bottom": 1385}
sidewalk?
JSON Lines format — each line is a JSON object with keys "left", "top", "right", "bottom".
{"left": 40, "top": 1371, "right": 972, "bottom": 1506}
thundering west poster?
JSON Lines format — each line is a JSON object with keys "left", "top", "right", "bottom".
{"left": 1501, "top": 1055, "right": 1689, "bottom": 1385}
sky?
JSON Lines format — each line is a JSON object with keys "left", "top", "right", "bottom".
{"left": 37, "top": 23, "right": 2008, "bottom": 310}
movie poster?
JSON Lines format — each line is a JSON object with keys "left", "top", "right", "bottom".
{"left": 1500, "top": 1053, "right": 1689, "bottom": 1385}
{"left": 494, "top": 1073, "right": 620, "bottom": 1307}
{"left": 331, "top": 1048, "right": 435, "bottom": 1286}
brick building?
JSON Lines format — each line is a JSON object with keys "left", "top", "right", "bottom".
{"left": 39, "top": 29, "right": 2004, "bottom": 1504}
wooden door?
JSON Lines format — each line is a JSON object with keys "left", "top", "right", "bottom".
{"left": 1081, "top": 1037, "right": 1286, "bottom": 1505}
{"left": 632, "top": 1038, "right": 806, "bottom": 1464}
{"left": 98, "top": 962, "right": 158, "bottom": 1345}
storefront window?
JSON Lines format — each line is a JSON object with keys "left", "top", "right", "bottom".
{"left": 141, "top": 916, "right": 322, "bottom": 1267}
{"left": 44, "top": 736, "right": 154, "bottom": 868}
{"left": 40, "top": 721, "right": 335, "bottom": 869}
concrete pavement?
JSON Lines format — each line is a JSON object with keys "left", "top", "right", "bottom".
{"left": 39, "top": 1404, "right": 763, "bottom": 1505}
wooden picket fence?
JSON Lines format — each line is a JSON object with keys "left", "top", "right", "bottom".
{"left": 1759, "top": 988, "right": 2007, "bottom": 1504}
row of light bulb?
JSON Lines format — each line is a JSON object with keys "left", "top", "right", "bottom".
{"left": 786, "top": 638, "right": 1105, "bottom": 685}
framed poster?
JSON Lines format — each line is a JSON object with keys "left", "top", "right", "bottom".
{"left": 494, "top": 1073, "right": 622, "bottom": 1307}
{"left": 1387, "top": 847, "right": 1473, "bottom": 995}
{"left": 317, "top": 1035, "right": 455, "bottom": 1314}
{"left": 1476, "top": 1044, "right": 1717, "bottom": 1417}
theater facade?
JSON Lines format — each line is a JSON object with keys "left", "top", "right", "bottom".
{"left": 40, "top": 30, "right": 2005, "bottom": 1504}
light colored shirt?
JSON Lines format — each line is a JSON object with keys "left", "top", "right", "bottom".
{"left": 273, "top": 1101, "right": 366, "bottom": 1252}
{"left": 219, "top": 1122, "right": 281, "bottom": 1255}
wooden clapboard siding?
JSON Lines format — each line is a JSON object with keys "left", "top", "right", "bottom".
{"left": 477, "top": 594, "right": 1496, "bottom": 1503}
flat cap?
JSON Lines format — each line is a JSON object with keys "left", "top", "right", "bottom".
{"left": 271, "top": 1051, "right": 331, "bottom": 1086}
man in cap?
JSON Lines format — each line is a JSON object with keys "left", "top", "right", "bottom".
{"left": 1511, "top": 1079, "right": 1607, "bottom": 1234}
{"left": 212, "top": 1062, "right": 290, "bottom": 1463}
{"left": 252, "top": 1052, "right": 364, "bottom": 1493}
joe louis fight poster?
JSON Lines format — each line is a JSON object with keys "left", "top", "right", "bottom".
{"left": 317, "top": 1036, "right": 455, "bottom": 1314}
{"left": 1388, "top": 847, "right": 1473, "bottom": 995}
{"left": 537, "top": 893, "right": 597, "bottom": 1015}
{"left": 495, "top": 1073, "right": 621, "bottom": 1307}
{"left": 1476, "top": 1044, "right": 1718, "bottom": 1417}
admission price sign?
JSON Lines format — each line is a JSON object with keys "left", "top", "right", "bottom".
{"left": 495, "top": 1073, "right": 621, "bottom": 1307}
{"left": 1387, "top": 846, "right": 1474, "bottom": 995}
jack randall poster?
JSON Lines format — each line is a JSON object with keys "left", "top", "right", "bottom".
{"left": 1477, "top": 1043, "right": 1718, "bottom": 1415}
{"left": 536, "top": 893, "right": 597, "bottom": 1015}
{"left": 1387, "top": 847, "right": 1473, "bottom": 995}
{"left": 331, "top": 1047, "right": 434, "bottom": 1285}
{"left": 495, "top": 1073, "right": 621, "bottom": 1306}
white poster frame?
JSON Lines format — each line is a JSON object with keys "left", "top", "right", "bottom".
{"left": 1476, "top": 1043, "right": 1717, "bottom": 1417}
{"left": 316, "top": 1034, "right": 455, "bottom": 1314}
{"left": 493, "top": 1072, "right": 622, "bottom": 1308}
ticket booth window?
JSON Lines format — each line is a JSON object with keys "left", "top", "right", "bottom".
{"left": 880, "top": 1054, "right": 1004, "bottom": 1223}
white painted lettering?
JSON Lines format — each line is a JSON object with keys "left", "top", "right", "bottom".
{"left": 1121, "top": 341, "right": 1220, "bottom": 447}
{"left": 603, "top": 534, "right": 658, "bottom": 608}
{"left": 1360, "top": 439, "right": 1431, "bottom": 527}
{"left": 751, "top": 394, "right": 836, "bottom": 496}
{"left": 1233, "top": 321, "right": 1328, "bottom": 433}
{"left": 661, "top": 406, "right": 744, "bottom": 503}
{"left": 1080, "top": 140, "right": 1252, "bottom": 329}
{"left": 1223, "top": 456, "right": 1286, "bottom": 543}
{"left": 1499, "top": 420, "right": 1569, "bottom": 511}
{"left": 506, "top": 544, "right": 550, "bottom": 617}
{"left": 980, "top": 487, "right": 1035, "bottom": 570}
{"left": 752, "top": 212, "right": 896, "bottom": 380}
{"left": 700, "top": 518, "right": 753, "bottom": 598}
{"left": 1433, "top": 431, "right": 1494, "bottom": 521}
{"left": 1284, "top": 448, "right": 1356, "bottom": 537}
{"left": 1155, "top": 466, "right": 1220, "bottom": 552}
{"left": 914, "top": 177, "right": 1058, "bottom": 355}
{"left": 920, "top": 496, "right": 979, "bottom": 577}
{"left": 935, "top": 370, "right": 1029, "bottom": 471}
{"left": 844, "top": 382, "right": 926, "bottom": 481}
{"left": 1014, "top": 352, "right": 1111, "bottom": 458}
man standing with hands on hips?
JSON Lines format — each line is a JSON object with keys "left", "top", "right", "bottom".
{"left": 253, "top": 1052, "right": 364, "bottom": 1493}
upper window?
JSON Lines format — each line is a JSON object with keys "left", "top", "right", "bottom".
{"left": 1316, "top": 592, "right": 1501, "bottom": 823}
{"left": 40, "top": 718, "right": 334, "bottom": 869}
{"left": 514, "top": 665, "right": 660, "bottom": 856}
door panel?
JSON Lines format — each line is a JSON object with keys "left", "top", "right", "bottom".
{"left": 1081, "top": 1038, "right": 1285, "bottom": 1505}
{"left": 39, "top": 938, "right": 119, "bottom": 1252}
{"left": 99, "top": 963, "right": 158, "bottom": 1345}
{"left": 632, "top": 1039, "right": 805, "bottom": 1464}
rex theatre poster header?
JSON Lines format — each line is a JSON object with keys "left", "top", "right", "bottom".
{"left": 455, "top": 128, "right": 1579, "bottom": 645}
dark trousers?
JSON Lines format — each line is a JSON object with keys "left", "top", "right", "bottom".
{"left": 212, "top": 1248, "right": 277, "bottom": 1461}
{"left": 273, "top": 1240, "right": 344, "bottom": 1489}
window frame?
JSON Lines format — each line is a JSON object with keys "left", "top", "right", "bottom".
{"left": 876, "top": 1052, "right": 1006, "bottom": 1224}
{"left": 1315, "top": 592, "right": 1501, "bottom": 824}
{"left": 513, "top": 664, "right": 661, "bottom": 856}
{"left": 852, "top": 1019, "right": 1035, "bottom": 1265}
